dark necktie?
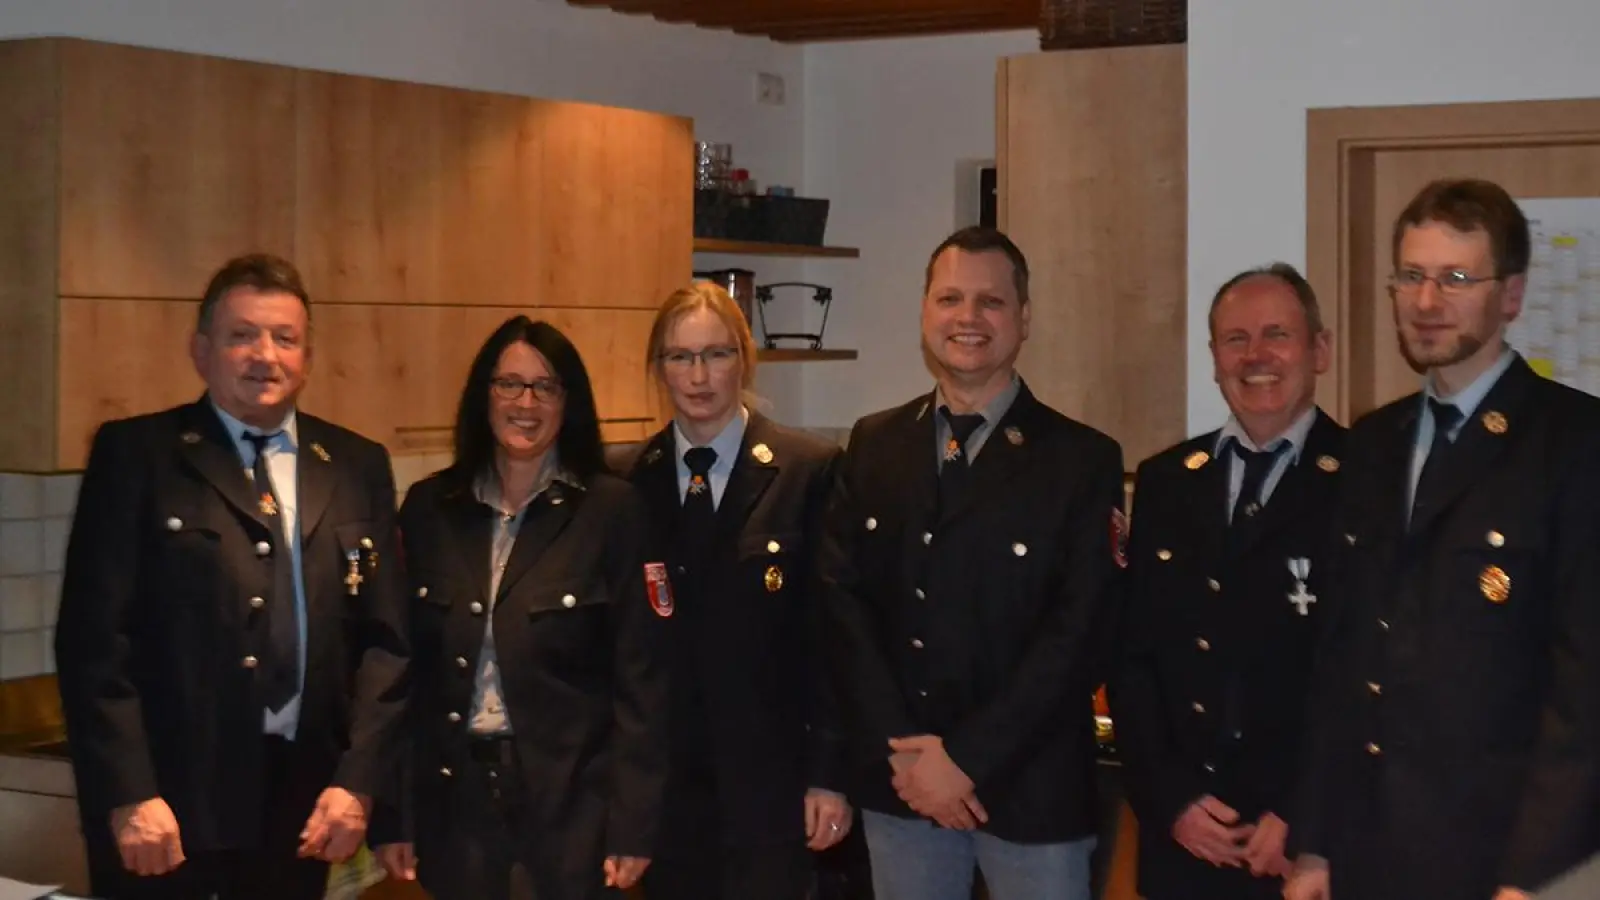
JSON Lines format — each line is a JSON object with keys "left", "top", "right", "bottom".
{"left": 1229, "top": 439, "right": 1288, "bottom": 526}
{"left": 681, "top": 446, "right": 718, "bottom": 566}
{"left": 1411, "top": 398, "right": 1462, "bottom": 524}
{"left": 938, "top": 407, "right": 986, "bottom": 512}
{"left": 245, "top": 432, "right": 298, "bottom": 713}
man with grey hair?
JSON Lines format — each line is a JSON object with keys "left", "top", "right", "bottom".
{"left": 1110, "top": 262, "right": 1344, "bottom": 900}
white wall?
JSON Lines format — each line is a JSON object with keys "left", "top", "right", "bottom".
{"left": 0, "top": 0, "right": 812, "bottom": 421}
{"left": 800, "top": 31, "right": 1038, "bottom": 427}
{"left": 1188, "top": 0, "right": 1600, "bottom": 434}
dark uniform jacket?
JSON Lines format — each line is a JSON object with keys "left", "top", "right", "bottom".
{"left": 55, "top": 399, "right": 409, "bottom": 854}
{"left": 623, "top": 412, "right": 847, "bottom": 853}
{"left": 1110, "top": 409, "right": 1345, "bottom": 900}
{"left": 1296, "top": 357, "right": 1600, "bottom": 899}
{"left": 389, "top": 468, "right": 670, "bottom": 900}
{"left": 819, "top": 383, "right": 1125, "bottom": 843}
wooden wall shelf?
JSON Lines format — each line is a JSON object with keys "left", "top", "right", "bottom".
{"left": 693, "top": 238, "right": 860, "bottom": 258}
{"left": 757, "top": 348, "right": 858, "bottom": 363}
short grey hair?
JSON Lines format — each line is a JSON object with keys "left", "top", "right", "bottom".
{"left": 1206, "top": 262, "right": 1324, "bottom": 340}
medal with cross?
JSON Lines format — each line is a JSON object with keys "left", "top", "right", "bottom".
{"left": 687, "top": 473, "right": 708, "bottom": 496}
{"left": 1286, "top": 557, "right": 1315, "bottom": 616}
{"left": 943, "top": 437, "right": 961, "bottom": 463}
{"left": 344, "top": 549, "right": 364, "bottom": 596}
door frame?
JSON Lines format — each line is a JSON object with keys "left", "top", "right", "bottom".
{"left": 1306, "top": 96, "right": 1600, "bottom": 423}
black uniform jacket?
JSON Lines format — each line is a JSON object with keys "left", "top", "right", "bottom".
{"left": 818, "top": 383, "right": 1125, "bottom": 843}
{"left": 1110, "top": 409, "right": 1345, "bottom": 900}
{"left": 55, "top": 398, "right": 409, "bottom": 853}
{"left": 1296, "top": 357, "right": 1600, "bottom": 899}
{"left": 387, "top": 468, "right": 671, "bottom": 896}
{"left": 622, "top": 412, "right": 847, "bottom": 852}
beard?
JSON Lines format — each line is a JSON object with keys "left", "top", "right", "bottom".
{"left": 1397, "top": 327, "right": 1485, "bottom": 374}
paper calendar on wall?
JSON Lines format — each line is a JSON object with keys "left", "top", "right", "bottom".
{"left": 1510, "top": 198, "right": 1600, "bottom": 398}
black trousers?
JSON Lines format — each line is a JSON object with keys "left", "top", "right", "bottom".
{"left": 642, "top": 839, "right": 814, "bottom": 900}
{"left": 418, "top": 737, "right": 623, "bottom": 900}
{"left": 89, "top": 737, "right": 330, "bottom": 900}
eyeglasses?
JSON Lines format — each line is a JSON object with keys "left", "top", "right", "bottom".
{"left": 658, "top": 346, "right": 740, "bottom": 371}
{"left": 1388, "top": 268, "right": 1500, "bottom": 297}
{"left": 490, "top": 376, "right": 564, "bottom": 403}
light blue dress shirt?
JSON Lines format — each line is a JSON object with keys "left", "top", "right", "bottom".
{"left": 673, "top": 406, "right": 749, "bottom": 509}
{"left": 211, "top": 401, "right": 306, "bottom": 739}
{"left": 1407, "top": 348, "right": 1519, "bottom": 513}
{"left": 931, "top": 373, "right": 1022, "bottom": 468}
{"left": 469, "top": 453, "right": 583, "bottom": 736}
{"left": 1213, "top": 404, "right": 1318, "bottom": 522}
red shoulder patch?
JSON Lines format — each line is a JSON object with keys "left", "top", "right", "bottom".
{"left": 1110, "top": 508, "right": 1129, "bottom": 569}
{"left": 644, "top": 562, "right": 674, "bottom": 617}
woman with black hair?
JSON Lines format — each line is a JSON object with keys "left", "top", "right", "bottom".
{"left": 372, "top": 316, "right": 671, "bottom": 900}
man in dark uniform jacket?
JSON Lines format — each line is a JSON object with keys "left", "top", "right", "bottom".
{"left": 1286, "top": 178, "right": 1600, "bottom": 900}
{"left": 55, "top": 254, "right": 410, "bottom": 900}
{"left": 1110, "top": 263, "right": 1344, "bottom": 900}
{"left": 819, "top": 226, "right": 1125, "bottom": 900}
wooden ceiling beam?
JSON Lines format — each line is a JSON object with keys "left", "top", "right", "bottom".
{"left": 654, "top": 1, "right": 1031, "bottom": 27}
{"left": 757, "top": 12, "right": 1033, "bottom": 41}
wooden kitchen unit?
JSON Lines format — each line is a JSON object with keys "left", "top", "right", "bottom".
{"left": 0, "top": 37, "right": 692, "bottom": 472}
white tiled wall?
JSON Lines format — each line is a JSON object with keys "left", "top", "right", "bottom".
{"left": 0, "top": 473, "right": 77, "bottom": 680}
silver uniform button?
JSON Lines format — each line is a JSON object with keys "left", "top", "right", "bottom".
{"left": 922, "top": 532, "right": 933, "bottom": 545}
{"left": 241, "top": 655, "right": 258, "bottom": 669}
{"left": 1203, "top": 762, "right": 1216, "bottom": 773}
{"left": 562, "top": 594, "right": 577, "bottom": 608}
{"left": 470, "top": 601, "right": 484, "bottom": 615}
{"left": 166, "top": 517, "right": 183, "bottom": 532}
{"left": 249, "top": 596, "right": 265, "bottom": 610}
{"left": 1345, "top": 533, "right": 1357, "bottom": 545}
{"left": 767, "top": 540, "right": 781, "bottom": 553}
{"left": 440, "top": 767, "right": 453, "bottom": 777}
{"left": 447, "top": 712, "right": 461, "bottom": 723}
{"left": 1366, "top": 742, "right": 1382, "bottom": 756}
{"left": 1378, "top": 618, "right": 1390, "bottom": 632}
{"left": 255, "top": 541, "right": 271, "bottom": 557}
{"left": 1012, "top": 542, "right": 1028, "bottom": 557}
{"left": 455, "top": 656, "right": 469, "bottom": 669}
{"left": 417, "top": 586, "right": 429, "bottom": 599}
{"left": 1191, "top": 701, "right": 1206, "bottom": 714}
{"left": 865, "top": 517, "right": 878, "bottom": 531}
{"left": 910, "top": 638, "right": 924, "bottom": 649}
{"left": 1487, "top": 530, "right": 1505, "bottom": 548}
{"left": 360, "top": 537, "right": 374, "bottom": 550}
{"left": 1196, "top": 637, "right": 1211, "bottom": 652}
{"left": 1207, "top": 578, "right": 1221, "bottom": 592}
{"left": 915, "top": 588, "right": 926, "bottom": 600}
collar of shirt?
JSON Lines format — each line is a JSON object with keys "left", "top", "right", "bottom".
{"left": 1422, "top": 346, "right": 1518, "bottom": 435}
{"left": 209, "top": 399, "right": 299, "bottom": 460}
{"left": 931, "top": 372, "right": 1021, "bottom": 463}
{"left": 474, "top": 450, "right": 584, "bottom": 516}
{"left": 672, "top": 404, "right": 749, "bottom": 477}
{"left": 1213, "top": 404, "right": 1317, "bottom": 464}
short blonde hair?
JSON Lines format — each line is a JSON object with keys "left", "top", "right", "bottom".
{"left": 645, "top": 282, "right": 759, "bottom": 392}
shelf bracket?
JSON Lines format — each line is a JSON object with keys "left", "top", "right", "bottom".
{"left": 755, "top": 281, "right": 834, "bottom": 350}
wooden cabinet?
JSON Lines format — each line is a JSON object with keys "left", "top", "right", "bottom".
{"left": 0, "top": 38, "right": 691, "bottom": 471}
{"left": 997, "top": 45, "right": 1187, "bottom": 468}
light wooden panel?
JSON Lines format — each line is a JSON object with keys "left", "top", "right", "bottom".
{"left": 296, "top": 74, "right": 693, "bottom": 310}
{"left": 56, "top": 298, "right": 658, "bottom": 468}
{"left": 531, "top": 102, "right": 694, "bottom": 310}
{"left": 1307, "top": 98, "right": 1600, "bottom": 422}
{"left": 998, "top": 45, "right": 1187, "bottom": 467}
{"left": 0, "top": 41, "right": 60, "bottom": 471}
{"left": 56, "top": 40, "right": 297, "bottom": 300}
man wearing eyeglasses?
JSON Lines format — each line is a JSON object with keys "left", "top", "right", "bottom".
{"left": 1285, "top": 178, "right": 1600, "bottom": 900}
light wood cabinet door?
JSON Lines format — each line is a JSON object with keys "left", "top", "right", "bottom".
{"left": 294, "top": 73, "right": 693, "bottom": 311}
{"left": 57, "top": 40, "right": 298, "bottom": 300}
{"left": 998, "top": 45, "right": 1187, "bottom": 467}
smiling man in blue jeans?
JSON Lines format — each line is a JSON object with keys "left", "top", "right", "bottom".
{"left": 818, "top": 226, "right": 1125, "bottom": 899}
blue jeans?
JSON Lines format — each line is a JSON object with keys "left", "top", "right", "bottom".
{"left": 862, "top": 810, "right": 1097, "bottom": 900}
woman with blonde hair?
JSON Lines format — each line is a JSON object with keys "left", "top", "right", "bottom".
{"left": 622, "top": 282, "right": 853, "bottom": 899}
